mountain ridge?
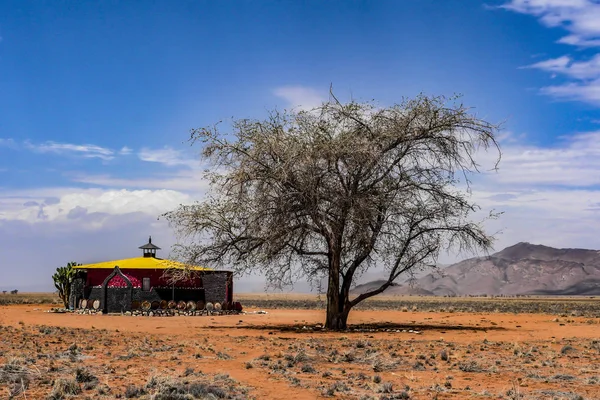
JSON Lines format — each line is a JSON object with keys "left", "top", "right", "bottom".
{"left": 351, "top": 242, "right": 600, "bottom": 296}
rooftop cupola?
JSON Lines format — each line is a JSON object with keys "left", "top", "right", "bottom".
{"left": 139, "top": 236, "right": 161, "bottom": 258}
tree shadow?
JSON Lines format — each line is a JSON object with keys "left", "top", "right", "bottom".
{"left": 231, "top": 321, "right": 505, "bottom": 333}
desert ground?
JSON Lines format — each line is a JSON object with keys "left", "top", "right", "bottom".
{"left": 1, "top": 294, "right": 599, "bottom": 399}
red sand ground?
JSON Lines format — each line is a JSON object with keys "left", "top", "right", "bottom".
{"left": 1, "top": 304, "right": 599, "bottom": 399}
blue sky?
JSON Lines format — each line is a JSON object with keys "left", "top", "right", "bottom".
{"left": 2, "top": 0, "right": 600, "bottom": 291}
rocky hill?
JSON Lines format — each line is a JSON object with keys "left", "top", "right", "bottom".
{"left": 351, "top": 242, "right": 600, "bottom": 296}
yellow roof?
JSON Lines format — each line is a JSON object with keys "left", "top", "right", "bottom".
{"left": 74, "top": 257, "right": 210, "bottom": 271}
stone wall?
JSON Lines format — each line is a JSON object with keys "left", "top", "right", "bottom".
{"left": 203, "top": 272, "right": 228, "bottom": 304}
{"left": 132, "top": 288, "right": 162, "bottom": 303}
{"left": 83, "top": 287, "right": 209, "bottom": 312}
{"left": 105, "top": 287, "right": 131, "bottom": 313}
{"left": 150, "top": 288, "right": 205, "bottom": 303}
{"left": 88, "top": 287, "right": 102, "bottom": 302}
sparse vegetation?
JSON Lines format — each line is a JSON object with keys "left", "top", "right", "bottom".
{"left": 235, "top": 294, "right": 600, "bottom": 317}
{"left": 0, "top": 292, "right": 61, "bottom": 306}
{"left": 0, "top": 297, "right": 599, "bottom": 399}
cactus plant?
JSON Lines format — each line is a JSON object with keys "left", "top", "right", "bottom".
{"left": 52, "top": 262, "right": 79, "bottom": 308}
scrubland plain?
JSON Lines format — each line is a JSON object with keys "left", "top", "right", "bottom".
{"left": 1, "top": 294, "right": 599, "bottom": 399}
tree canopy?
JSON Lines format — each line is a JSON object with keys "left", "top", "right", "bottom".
{"left": 165, "top": 94, "right": 501, "bottom": 329}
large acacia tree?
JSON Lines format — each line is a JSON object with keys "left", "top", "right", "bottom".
{"left": 165, "top": 94, "right": 501, "bottom": 330}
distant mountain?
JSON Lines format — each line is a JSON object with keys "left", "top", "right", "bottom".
{"left": 351, "top": 242, "right": 600, "bottom": 296}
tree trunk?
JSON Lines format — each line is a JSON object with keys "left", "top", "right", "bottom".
{"left": 64, "top": 286, "right": 71, "bottom": 309}
{"left": 325, "top": 304, "right": 349, "bottom": 330}
{"left": 325, "top": 249, "right": 349, "bottom": 330}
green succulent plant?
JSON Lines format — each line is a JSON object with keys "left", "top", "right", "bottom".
{"left": 52, "top": 262, "right": 80, "bottom": 308}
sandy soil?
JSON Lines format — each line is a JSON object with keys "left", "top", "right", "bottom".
{"left": 1, "top": 304, "right": 599, "bottom": 399}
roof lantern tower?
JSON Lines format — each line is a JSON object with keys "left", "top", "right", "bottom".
{"left": 138, "top": 236, "right": 161, "bottom": 258}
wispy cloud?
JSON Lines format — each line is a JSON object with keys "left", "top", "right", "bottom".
{"left": 502, "top": 1, "right": 600, "bottom": 47}
{"left": 484, "top": 131, "right": 600, "bottom": 186}
{"left": 521, "top": 54, "right": 600, "bottom": 103}
{"left": 25, "top": 141, "right": 115, "bottom": 160}
{"left": 525, "top": 54, "right": 600, "bottom": 80}
{"left": 540, "top": 80, "right": 600, "bottom": 103}
{"left": 119, "top": 146, "right": 133, "bottom": 155}
{"left": 503, "top": 1, "right": 600, "bottom": 104}
{"left": 273, "top": 86, "right": 326, "bottom": 111}
{"left": 138, "top": 146, "right": 198, "bottom": 168}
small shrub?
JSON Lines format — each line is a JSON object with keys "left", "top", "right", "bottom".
{"left": 187, "top": 383, "right": 227, "bottom": 398}
{"left": 342, "top": 351, "right": 355, "bottom": 362}
{"left": 75, "top": 367, "right": 97, "bottom": 384}
{"left": 301, "top": 364, "right": 316, "bottom": 373}
{"left": 125, "top": 385, "right": 145, "bottom": 398}
{"left": 294, "top": 349, "right": 310, "bottom": 363}
{"left": 560, "top": 345, "right": 576, "bottom": 355}
{"left": 440, "top": 349, "right": 449, "bottom": 361}
{"left": 412, "top": 361, "right": 425, "bottom": 371}
{"left": 380, "top": 382, "right": 393, "bottom": 393}
{"left": 398, "top": 391, "right": 410, "bottom": 399}
{"left": 459, "top": 361, "right": 483, "bottom": 373}
{"left": 553, "top": 374, "right": 576, "bottom": 381}
{"left": 48, "top": 379, "right": 81, "bottom": 399}
{"left": 96, "top": 384, "right": 111, "bottom": 395}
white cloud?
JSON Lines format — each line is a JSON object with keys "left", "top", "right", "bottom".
{"left": 504, "top": 1, "right": 600, "bottom": 104}
{"left": 495, "top": 130, "right": 527, "bottom": 143}
{"left": 273, "top": 86, "right": 326, "bottom": 111}
{"left": 525, "top": 54, "right": 600, "bottom": 80}
{"left": 138, "top": 146, "right": 198, "bottom": 168}
{"left": 25, "top": 141, "right": 115, "bottom": 160}
{"left": 502, "top": 0, "right": 600, "bottom": 47}
{"left": 0, "top": 188, "right": 191, "bottom": 227}
{"left": 482, "top": 131, "right": 600, "bottom": 186}
{"left": 539, "top": 79, "right": 600, "bottom": 103}
{"left": 119, "top": 146, "right": 133, "bottom": 155}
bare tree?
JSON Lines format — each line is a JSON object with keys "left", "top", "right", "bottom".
{"left": 164, "top": 93, "right": 501, "bottom": 330}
